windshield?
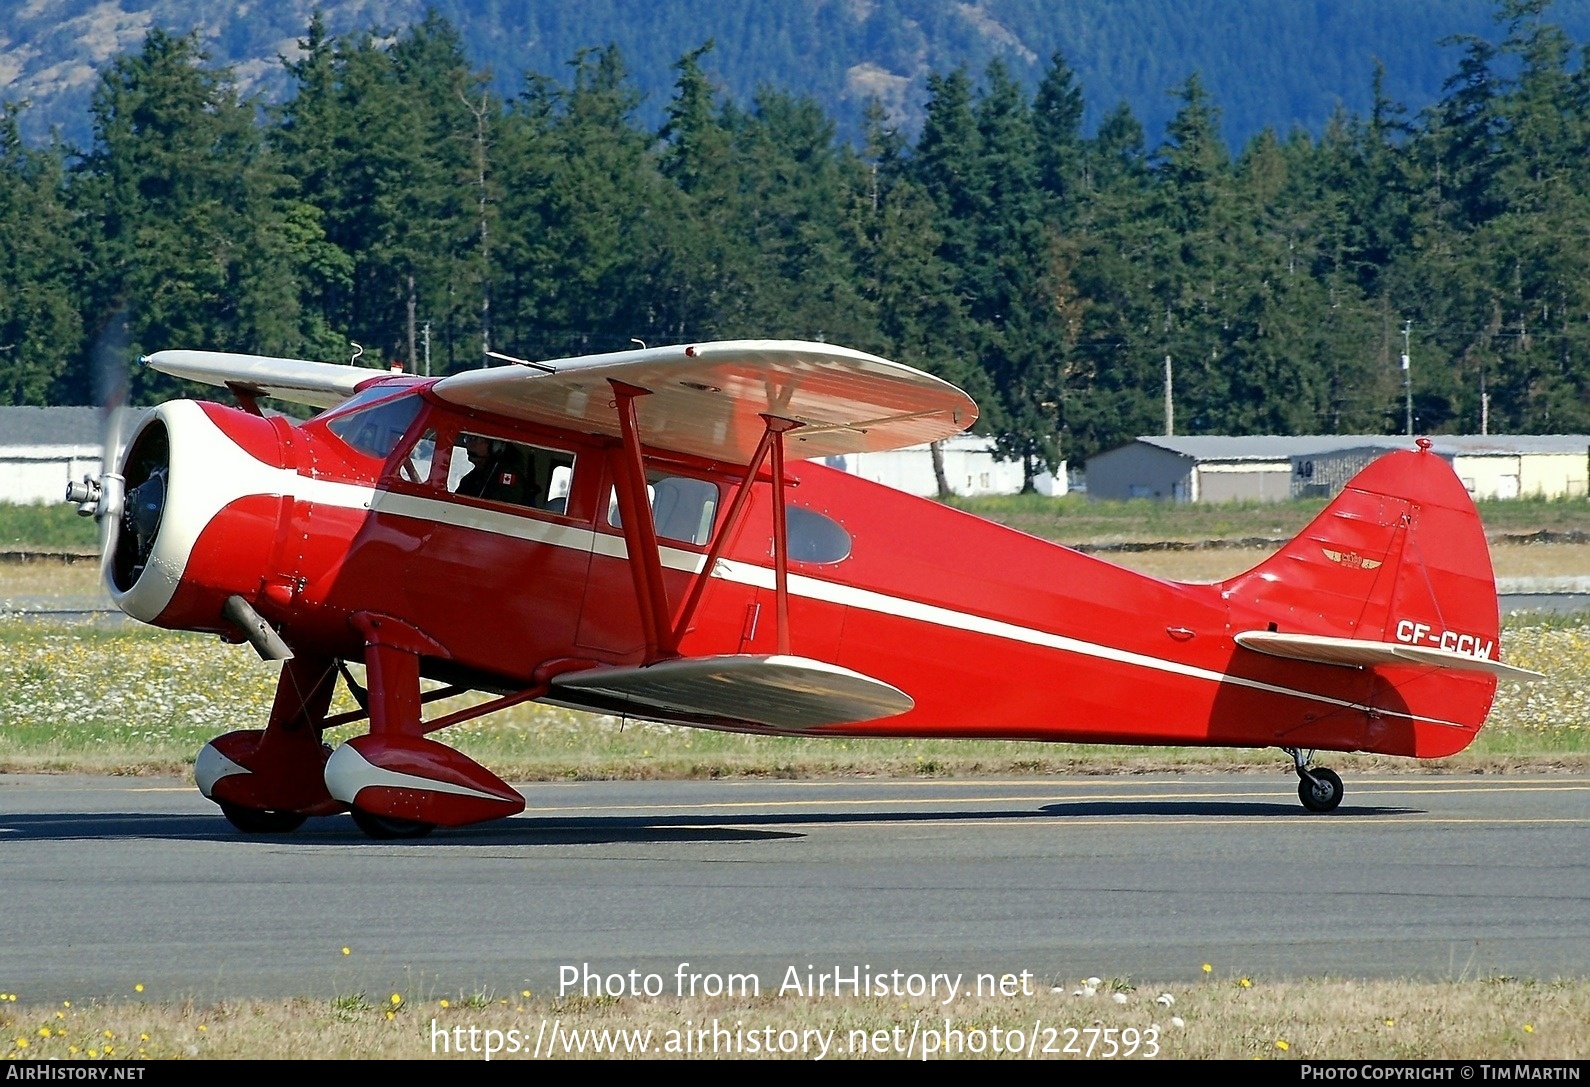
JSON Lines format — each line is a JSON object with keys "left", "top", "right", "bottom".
{"left": 324, "top": 392, "right": 424, "bottom": 460}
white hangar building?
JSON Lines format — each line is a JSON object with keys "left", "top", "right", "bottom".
{"left": 1085, "top": 435, "right": 1590, "bottom": 503}
{"left": 825, "top": 434, "right": 1066, "bottom": 498}
{"left": 0, "top": 406, "right": 106, "bottom": 505}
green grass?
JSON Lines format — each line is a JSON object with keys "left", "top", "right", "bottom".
{"left": 0, "top": 616, "right": 1582, "bottom": 777}
{"left": 0, "top": 502, "right": 98, "bottom": 550}
{"left": 1474, "top": 494, "right": 1590, "bottom": 535}
{"left": 948, "top": 492, "right": 1590, "bottom": 546}
{"left": 4, "top": 977, "right": 1587, "bottom": 1059}
{"left": 948, "top": 492, "right": 1324, "bottom": 544}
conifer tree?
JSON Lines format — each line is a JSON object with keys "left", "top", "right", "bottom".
{"left": 74, "top": 29, "right": 308, "bottom": 401}
{"left": 0, "top": 105, "right": 81, "bottom": 404}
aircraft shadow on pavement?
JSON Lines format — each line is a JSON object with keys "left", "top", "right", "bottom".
{"left": 0, "top": 811, "right": 797, "bottom": 846}
{"left": 0, "top": 799, "right": 1423, "bottom": 846}
{"left": 1037, "top": 800, "right": 1420, "bottom": 818}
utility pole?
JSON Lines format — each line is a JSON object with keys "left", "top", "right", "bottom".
{"left": 1164, "top": 354, "right": 1174, "bottom": 436}
{"left": 1401, "top": 320, "right": 1413, "bottom": 437}
{"left": 407, "top": 275, "right": 417, "bottom": 373}
{"left": 463, "top": 87, "right": 493, "bottom": 372}
{"left": 1480, "top": 365, "right": 1489, "bottom": 436}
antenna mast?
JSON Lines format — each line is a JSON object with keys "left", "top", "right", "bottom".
{"left": 1401, "top": 320, "right": 1413, "bottom": 437}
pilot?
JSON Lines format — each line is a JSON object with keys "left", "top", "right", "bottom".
{"left": 457, "top": 435, "right": 533, "bottom": 506}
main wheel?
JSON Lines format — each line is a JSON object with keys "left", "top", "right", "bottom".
{"left": 350, "top": 807, "right": 435, "bottom": 840}
{"left": 1297, "top": 767, "right": 1344, "bottom": 813}
{"left": 219, "top": 801, "right": 307, "bottom": 834}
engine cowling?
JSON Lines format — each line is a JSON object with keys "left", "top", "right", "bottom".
{"left": 106, "top": 401, "right": 296, "bottom": 633}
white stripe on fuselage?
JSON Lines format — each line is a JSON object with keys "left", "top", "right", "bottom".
{"left": 199, "top": 443, "right": 1467, "bottom": 731}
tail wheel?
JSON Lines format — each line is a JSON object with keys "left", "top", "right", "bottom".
{"left": 350, "top": 807, "right": 435, "bottom": 840}
{"left": 1297, "top": 767, "right": 1344, "bottom": 813}
{"left": 218, "top": 801, "right": 308, "bottom": 834}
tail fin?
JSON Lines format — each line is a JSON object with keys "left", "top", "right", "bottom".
{"left": 1220, "top": 441, "right": 1513, "bottom": 757}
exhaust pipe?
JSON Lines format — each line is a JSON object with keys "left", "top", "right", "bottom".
{"left": 223, "top": 595, "right": 295, "bottom": 662}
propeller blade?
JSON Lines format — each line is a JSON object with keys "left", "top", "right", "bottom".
{"left": 90, "top": 306, "right": 131, "bottom": 575}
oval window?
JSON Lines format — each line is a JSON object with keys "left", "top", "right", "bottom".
{"left": 786, "top": 506, "right": 851, "bottom": 564}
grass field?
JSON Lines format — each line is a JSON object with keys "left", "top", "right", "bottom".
{"left": 3, "top": 978, "right": 1585, "bottom": 1060}
{"left": 0, "top": 503, "right": 99, "bottom": 551}
{"left": 0, "top": 613, "right": 1583, "bottom": 778}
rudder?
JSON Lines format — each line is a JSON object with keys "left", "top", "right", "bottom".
{"left": 1220, "top": 442, "right": 1505, "bottom": 757}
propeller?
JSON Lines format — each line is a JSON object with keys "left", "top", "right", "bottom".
{"left": 62, "top": 307, "right": 146, "bottom": 585}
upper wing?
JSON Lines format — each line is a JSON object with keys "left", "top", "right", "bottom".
{"left": 1235, "top": 630, "right": 1542, "bottom": 682}
{"left": 430, "top": 340, "right": 978, "bottom": 462}
{"left": 142, "top": 350, "right": 394, "bottom": 409}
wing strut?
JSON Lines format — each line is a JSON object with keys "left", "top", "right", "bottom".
{"left": 610, "top": 381, "right": 673, "bottom": 658}
{"left": 665, "top": 414, "right": 802, "bottom": 655}
{"left": 767, "top": 413, "right": 796, "bottom": 654}
{"left": 607, "top": 378, "right": 805, "bottom": 662}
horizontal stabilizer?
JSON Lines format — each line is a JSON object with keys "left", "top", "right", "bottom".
{"left": 143, "top": 350, "right": 394, "bottom": 409}
{"left": 431, "top": 339, "right": 977, "bottom": 463}
{"left": 1235, "top": 630, "right": 1542, "bottom": 682}
{"left": 550, "top": 654, "right": 914, "bottom": 730}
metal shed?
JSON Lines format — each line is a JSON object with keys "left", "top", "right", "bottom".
{"left": 1423, "top": 436, "right": 1587, "bottom": 500}
{"left": 1086, "top": 436, "right": 1391, "bottom": 502}
{"left": 1088, "top": 435, "right": 1590, "bottom": 503}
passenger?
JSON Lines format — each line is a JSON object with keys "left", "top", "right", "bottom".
{"left": 456, "top": 435, "right": 533, "bottom": 506}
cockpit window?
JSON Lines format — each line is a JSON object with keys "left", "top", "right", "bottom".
{"left": 326, "top": 394, "right": 423, "bottom": 459}
{"left": 397, "top": 428, "right": 437, "bottom": 484}
{"left": 447, "top": 433, "right": 576, "bottom": 513}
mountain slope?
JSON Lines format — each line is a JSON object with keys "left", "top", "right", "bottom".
{"left": 4, "top": 0, "right": 1588, "bottom": 149}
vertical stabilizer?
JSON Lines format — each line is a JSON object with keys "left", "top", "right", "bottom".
{"left": 1220, "top": 441, "right": 1505, "bottom": 757}
{"left": 1222, "top": 442, "right": 1499, "bottom": 651}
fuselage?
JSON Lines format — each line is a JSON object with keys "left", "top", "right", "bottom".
{"left": 111, "top": 380, "right": 1498, "bottom": 758}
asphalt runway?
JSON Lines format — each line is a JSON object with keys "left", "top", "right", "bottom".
{"left": 0, "top": 773, "right": 1585, "bottom": 1006}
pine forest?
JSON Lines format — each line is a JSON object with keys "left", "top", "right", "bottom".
{"left": 4, "top": 1, "right": 1590, "bottom": 479}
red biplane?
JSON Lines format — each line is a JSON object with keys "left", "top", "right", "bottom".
{"left": 66, "top": 341, "right": 1536, "bottom": 837}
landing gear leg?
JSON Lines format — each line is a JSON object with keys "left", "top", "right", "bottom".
{"left": 198, "top": 655, "right": 341, "bottom": 833}
{"left": 1285, "top": 747, "right": 1344, "bottom": 813}
{"left": 341, "top": 631, "right": 438, "bottom": 840}
{"left": 323, "top": 614, "right": 524, "bottom": 839}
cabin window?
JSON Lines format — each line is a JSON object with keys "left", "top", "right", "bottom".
{"left": 607, "top": 473, "right": 720, "bottom": 546}
{"left": 325, "top": 393, "right": 423, "bottom": 459}
{"left": 447, "top": 432, "right": 575, "bottom": 512}
{"left": 786, "top": 506, "right": 851, "bottom": 563}
{"left": 397, "top": 428, "right": 437, "bottom": 484}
